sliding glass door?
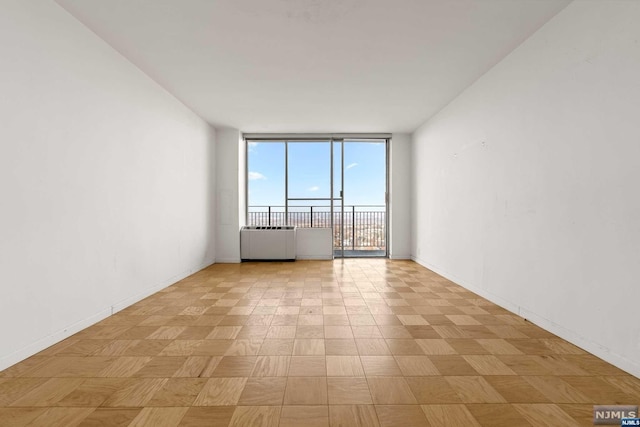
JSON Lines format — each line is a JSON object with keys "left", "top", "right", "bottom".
{"left": 247, "top": 137, "right": 388, "bottom": 258}
{"left": 333, "top": 140, "right": 387, "bottom": 258}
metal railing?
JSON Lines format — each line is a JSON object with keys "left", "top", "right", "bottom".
{"left": 248, "top": 205, "right": 386, "bottom": 250}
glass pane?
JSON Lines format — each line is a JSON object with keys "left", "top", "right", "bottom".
{"left": 343, "top": 140, "right": 387, "bottom": 254}
{"left": 288, "top": 141, "right": 331, "bottom": 199}
{"left": 333, "top": 140, "right": 343, "bottom": 254}
{"left": 247, "top": 141, "right": 285, "bottom": 226}
{"left": 287, "top": 199, "right": 332, "bottom": 228}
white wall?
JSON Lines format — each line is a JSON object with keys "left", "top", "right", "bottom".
{"left": 0, "top": 0, "right": 216, "bottom": 370}
{"left": 411, "top": 0, "right": 640, "bottom": 377}
{"left": 215, "top": 129, "right": 244, "bottom": 263}
{"left": 389, "top": 133, "right": 412, "bottom": 259}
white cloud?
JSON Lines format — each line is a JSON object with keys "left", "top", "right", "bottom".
{"left": 346, "top": 162, "right": 358, "bottom": 169}
{"left": 307, "top": 186, "right": 319, "bottom": 192}
{"left": 248, "top": 171, "right": 266, "bottom": 180}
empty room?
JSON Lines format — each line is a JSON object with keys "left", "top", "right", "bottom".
{"left": 1, "top": 0, "right": 639, "bottom": 426}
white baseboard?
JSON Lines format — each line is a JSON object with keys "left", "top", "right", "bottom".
{"left": 296, "top": 256, "right": 333, "bottom": 260}
{"left": 0, "top": 258, "right": 215, "bottom": 372}
{"left": 410, "top": 256, "right": 640, "bottom": 378}
{"left": 389, "top": 254, "right": 412, "bottom": 260}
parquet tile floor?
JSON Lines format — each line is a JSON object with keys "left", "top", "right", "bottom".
{"left": 1, "top": 259, "right": 638, "bottom": 426}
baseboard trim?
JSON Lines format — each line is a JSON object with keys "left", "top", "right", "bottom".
{"left": 296, "top": 256, "right": 333, "bottom": 260}
{"left": 410, "top": 256, "right": 640, "bottom": 378}
{"left": 0, "top": 258, "right": 215, "bottom": 372}
{"left": 389, "top": 254, "right": 412, "bottom": 260}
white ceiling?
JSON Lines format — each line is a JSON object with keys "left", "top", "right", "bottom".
{"left": 56, "top": 0, "right": 570, "bottom": 133}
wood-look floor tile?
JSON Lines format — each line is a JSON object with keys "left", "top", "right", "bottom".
{"left": 211, "top": 356, "right": 256, "bottom": 377}
{"left": 328, "top": 377, "right": 372, "bottom": 404}
{"left": 132, "top": 357, "right": 186, "bottom": 378}
{"left": 406, "top": 325, "right": 440, "bottom": 339}
{"left": 122, "top": 340, "right": 171, "bottom": 357}
{"left": 386, "top": 339, "right": 425, "bottom": 355}
{"left": 377, "top": 326, "right": 411, "bottom": 339}
{"left": 324, "top": 326, "right": 353, "bottom": 339}
{"left": 228, "top": 406, "right": 280, "bottom": 427}
{"left": 406, "top": 377, "right": 462, "bottom": 404}
{"left": 53, "top": 340, "right": 111, "bottom": 356}
{"left": 2, "top": 259, "right": 638, "bottom": 427}
{"left": 238, "top": 377, "right": 286, "bottom": 405}
{"left": 522, "top": 376, "right": 591, "bottom": 403}
{"left": 351, "top": 326, "right": 383, "bottom": 339}
{"left": 293, "top": 339, "right": 325, "bottom": 355}
{"left": 99, "top": 356, "right": 152, "bottom": 377}
{"left": 326, "top": 356, "right": 364, "bottom": 376}
{"left": 445, "top": 376, "right": 507, "bottom": 403}
{"left": 557, "top": 403, "right": 598, "bottom": 425}
{"left": 206, "top": 326, "right": 243, "bottom": 340}
{"left": 447, "top": 338, "right": 491, "bottom": 355}
{"left": 323, "top": 315, "right": 350, "bottom": 326}
{"left": 329, "top": 405, "right": 379, "bottom": 427}
{"left": 296, "top": 325, "right": 324, "bottom": 339}
{"left": 147, "top": 378, "right": 207, "bottom": 406}
{"left": 562, "top": 376, "right": 636, "bottom": 404}
{"left": 513, "top": 403, "right": 581, "bottom": 427}
{"left": 193, "top": 377, "right": 247, "bottom": 406}
{"left": 288, "top": 356, "right": 326, "bottom": 377}
{"left": 602, "top": 375, "right": 640, "bottom": 397}
{"left": 128, "top": 407, "right": 189, "bottom": 427}
{"left": 175, "top": 326, "right": 215, "bottom": 340}
{"left": 483, "top": 376, "right": 549, "bottom": 403}
{"left": 251, "top": 356, "right": 290, "bottom": 377}
{"left": 24, "top": 357, "right": 115, "bottom": 378}
{"left": 280, "top": 406, "right": 329, "bottom": 427}
{"left": 466, "top": 404, "right": 534, "bottom": 427}
{"left": 421, "top": 404, "right": 481, "bottom": 426}
{"left": 75, "top": 408, "right": 142, "bottom": 426}
{"left": 283, "top": 377, "right": 327, "bottom": 405}
{"left": 103, "top": 378, "right": 168, "bottom": 407}
{"left": 475, "top": 338, "right": 523, "bottom": 355}
{"left": 429, "top": 355, "right": 478, "bottom": 375}
{"left": 0, "top": 378, "right": 48, "bottom": 406}
{"left": 177, "top": 407, "right": 235, "bottom": 427}
{"left": 147, "top": 326, "right": 187, "bottom": 340}
{"left": 266, "top": 326, "right": 296, "bottom": 339}
{"left": 56, "top": 378, "right": 129, "bottom": 407}
{"left": 355, "top": 339, "right": 391, "bottom": 355}
{"left": 375, "top": 405, "right": 428, "bottom": 427}
{"left": 192, "top": 339, "right": 233, "bottom": 356}
{"left": 367, "top": 377, "right": 417, "bottom": 404}
{"left": 325, "top": 339, "right": 359, "bottom": 355}
{"left": 27, "top": 407, "right": 95, "bottom": 427}
{"left": 258, "top": 339, "right": 293, "bottom": 355}
{"left": 415, "top": 339, "right": 457, "bottom": 355}
{"left": 360, "top": 356, "right": 403, "bottom": 377}
{"left": 531, "top": 355, "right": 590, "bottom": 376}
{"left": 224, "top": 339, "right": 263, "bottom": 356}
{"left": 0, "top": 407, "right": 46, "bottom": 427}
{"left": 0, "top": 358, "right": 50, "bottom": 378}
{"left": 462, "top": 355, "right": 516, "bottom": 375}
{"left": 395, "top": 356, "right": 440, "bottom": 376}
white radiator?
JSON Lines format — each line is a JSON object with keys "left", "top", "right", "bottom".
{"left": 240, "top": 226, "right": 296, "bottom": 261}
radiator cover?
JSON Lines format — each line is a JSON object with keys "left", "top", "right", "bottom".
{"left": 240, "top": 226, "right": 296, "bottom": 261}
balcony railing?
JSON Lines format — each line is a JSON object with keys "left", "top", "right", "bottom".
{"left": 248, "top": 205, "right": 386, "bottom": 250}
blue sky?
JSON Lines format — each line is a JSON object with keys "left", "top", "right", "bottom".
{"left": 248, "top": 141, "right": 386, "bottom": 210}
